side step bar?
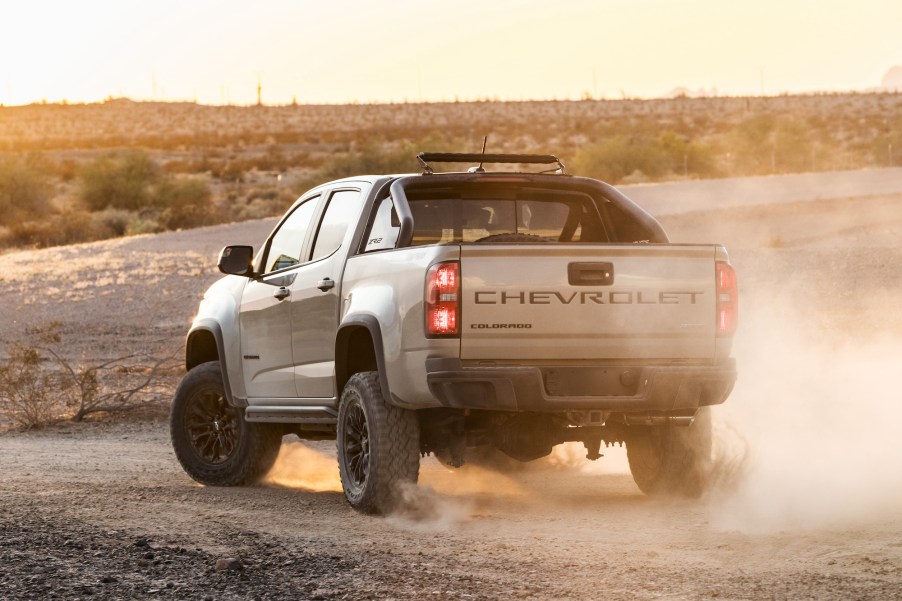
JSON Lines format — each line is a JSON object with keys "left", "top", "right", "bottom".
{"left": 245, "top": 406, "right": 337, "bottom": 424}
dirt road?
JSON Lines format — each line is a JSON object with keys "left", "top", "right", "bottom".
{"left": 3, "top": 174, "right": 902, "bottom": 599}
{"left": 2, "top": 421, "right": 900, "bottom": 600}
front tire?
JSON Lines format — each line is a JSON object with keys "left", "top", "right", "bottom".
{"left": 337, "top": 372, "right": 420, "bottom": 514}
{"left": 170, "top": 361, "right": 282, "bottom": 486}
{"left": 626, "top": 408, "right": 713, "bottom": 497}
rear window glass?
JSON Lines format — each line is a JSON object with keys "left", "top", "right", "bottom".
{"left": 408, "top": 197, "right": 608, "bottom": 245}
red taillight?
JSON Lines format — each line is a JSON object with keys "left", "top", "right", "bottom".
{"left": 715, "top": 261, "right": 738, "bottom": 336}
{"left": 426, "top": 262, "right": 460, "bottom": 337}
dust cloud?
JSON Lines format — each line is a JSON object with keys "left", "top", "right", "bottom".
{"left": 262, "top": 293, "right": 902, "bottom": 535}
{"left": 262, "top": 440, "right": 343, "bottom": 492}
{"left": 708, "top": 299, "right": 902, "bottom": 533}
{"left": 388, "top": 462, "right": 527, "bottom": 528}
{"left": 387, "top": 482, "right": 474, "bottom": 530}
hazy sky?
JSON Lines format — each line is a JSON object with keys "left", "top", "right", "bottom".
{"left": 2, "top": 0, "right": 900, "bottom": 105}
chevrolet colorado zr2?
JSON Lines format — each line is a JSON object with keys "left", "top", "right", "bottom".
{"left": 170, "top": 152, "right": 738, "bottom": 513}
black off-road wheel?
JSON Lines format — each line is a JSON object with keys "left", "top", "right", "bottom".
{"left": 337, "top": 372, "right": 420, "bottom": 514}
{"left": 170, "top": 361, "right": 282, "bottom": 486}
{"left": 626, "top": 408, "right": 713, "bottom": 497}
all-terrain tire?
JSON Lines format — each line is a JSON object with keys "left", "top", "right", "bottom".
{"left": 170, "top": 361, "right": 282, "bottom": 486}
{"left": 337, "top": 372, "right": 420, "bottom": 514}
{"left": 625, "top": 408, "right": 713, "bottom": 497}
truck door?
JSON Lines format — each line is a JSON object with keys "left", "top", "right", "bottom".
{"left": 290, "top": 188, "right": 367, "bottom": 398}
{"left": 240, "top": 195, "right": 320, "bottom": 398}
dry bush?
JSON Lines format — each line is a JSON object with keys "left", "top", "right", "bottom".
{"left": 0, "top": 343, "right": 65, "bottom": 430}
{"left": 0, "top": 324, "right": 178, "bottom": 430}
{"left": 124, "top": 215, "right": 164, "bottom": 235}
{"left": 91, "top": 207, "right": 135, "bottom": 237}
{"left": 572, "top": 132, "right": 718, "bottom": 183}
{"left": 1, "top": 210, "right": 96, "bottom": 248}
{"left": 155, "top": 177, "right": 216, "bottom": 230}
{"left": 76, "top": 150, "right": 217, "bottom": 233}
{"left": 0, "top": 154, "right": 53, "bottom": 226}
{"left": 78, "top": 150, "right": 161, "bottom": 211}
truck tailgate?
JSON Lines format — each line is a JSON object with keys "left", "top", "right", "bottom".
{"left": 460, "top": 244, "right": 719, "bottom": 361}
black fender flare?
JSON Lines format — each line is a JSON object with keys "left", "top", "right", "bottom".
{"left": 185, "top": 319, "right": 245, "bottom": 407}
{"left": 335, "top": 315, "right": 391, "bottom": 402}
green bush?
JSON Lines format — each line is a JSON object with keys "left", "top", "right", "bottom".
{"left": 78, "top": 150, "right": 160, "bottom": 211}
{"left": 156, "top": 177, "right": 215, "bottom": 230}
{"left": 320, "top": 134, "right": 459, "bottom": 181}
{"left": 573, "top": 131, "right": 719, "bottom": 183}
{"left": 573, "top": 135, "right": 669, "bottom": 183}
{"left": 322, "top": 142, "right": 420, "bottom": 180}
{"left": 76, "top": 151, "right": 215, "bottom": 232}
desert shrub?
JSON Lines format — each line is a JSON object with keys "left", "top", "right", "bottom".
{"left": 55, "top": 158, "right": 78, "bottom": 182}
{"left": 0, "top": 343, "right": 65, "bottom": 430}
{"left": 0, "top": 324, "right": 177, "bottom": 429}
{"left": 773, "top": 118, "right": 816, "bottom": 173}
{"left": 321, "top": 141, "right": 426, "bottom": 180}
{"left": 2, "top": 210, "right": 97, "bottom": 248}
{"left": 91, "top": 207, "right": 135, "bottom": 237}
{"left": 76, "top": 151, "right": 216, "bottom": 232}
{"left": 0, "top": 154, "right": 53, "bottom": 226}
{"left": 0, "top": 208, "right": 147, "bottom": 249}
{"left": 727, "top": 114, "right": 777, "bottom": 175}
{"left": 572, "top": 130, "right": 721, "bottom": 183}
{"left": 233, "top": 186, "right": 300, "bottom": 220}
{"left": 155, "top": 177, "right": 215, "bottom": 230}
{"left": 125, "top": 216, "right": 164, "bottom": 235}
{"left": 870, "top": 114, "right": 902, "bottom": 167}
{"left": 572, "top": 135, "right": 670, "bottom": 183}
{"left": 78, "top": 150, "right": 160, "bottom": 211}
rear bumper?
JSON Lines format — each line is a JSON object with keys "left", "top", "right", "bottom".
{"left": 425, "top": 358, "right": 736, "bottom": 413}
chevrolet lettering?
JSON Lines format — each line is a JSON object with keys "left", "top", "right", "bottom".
{"left": 473, "top": 290, "right": 703, "bottom": 305}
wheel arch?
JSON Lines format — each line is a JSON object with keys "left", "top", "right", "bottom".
{"left": 335, "top": 315, "right": 391, "bottom": 402}
{"left": 185, "top": 320, "right": 239, "bottom": 406}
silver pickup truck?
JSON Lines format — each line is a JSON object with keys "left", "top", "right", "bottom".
{"left": 170, "top": 153, "right": 738, "bottom": 513}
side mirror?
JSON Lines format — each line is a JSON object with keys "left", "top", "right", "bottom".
{"left": 218, "top": 245, "right": 255, "bottom": 277}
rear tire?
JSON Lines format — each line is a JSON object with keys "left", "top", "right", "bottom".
{"left": 337, "top": 372, "right": 420, "bottom": 514}
{"left": 626, "top": 408, "right": 713, "bottom": 497}
{"left": 170, "top": 361, "right": 282, "bottom": 486}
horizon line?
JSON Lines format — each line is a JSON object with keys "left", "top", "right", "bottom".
{"left": 3, "top": 88, "right": 902, "bottom": 110}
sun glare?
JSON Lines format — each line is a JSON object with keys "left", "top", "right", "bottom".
{"left": 1, "top": 0, "right": 900, "bottom": 106}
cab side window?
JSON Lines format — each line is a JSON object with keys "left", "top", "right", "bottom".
{"left": 362, "top": 196, "right": 401, "bottom": 252}
{"left": 264, "top": 197, "right": 319, "bottom": 273}
{"left": 311, "top": 189, "right": 364, "bottom": 261}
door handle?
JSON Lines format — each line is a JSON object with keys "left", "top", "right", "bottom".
{"left": 273, "top": 286, "right": 290, "bottom": 300}
{"left": 316, "top": 278, "right": 335, "bottom": 292}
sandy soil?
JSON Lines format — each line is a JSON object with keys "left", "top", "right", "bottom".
{"left": 2, "top": 181, "right": 902, "bottom": 599}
